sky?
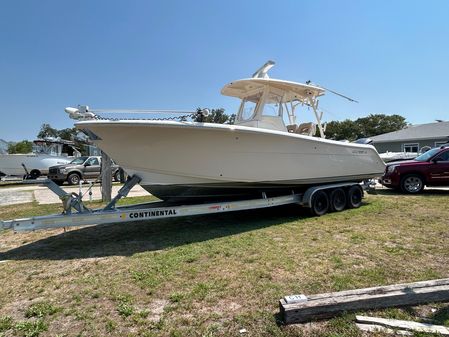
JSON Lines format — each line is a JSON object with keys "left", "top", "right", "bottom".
{"left": 1, "top": 0, "right": 449, "bottom": 141}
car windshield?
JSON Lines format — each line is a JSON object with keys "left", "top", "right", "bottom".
{"left": 70, "top": 156, "right": 88, "bottom": 164}
{"left": 414, "top": 148, "right": 440, "bottom": 162}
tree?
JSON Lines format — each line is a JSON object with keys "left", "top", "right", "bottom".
{"left": 193, "top": 108, "right": 235, "bottom": 124}
{"left": 325, "top": 114, "right": 407, "bottom": 141}
{"left": 37, "top": 124, "right": 59, "bottom": 139}
{"left": 57, "top": 127, "right": 78, "bottom": 141}
{"left": 37, "top": 124, "right": 79, "bottom": 141}
{"left": 324, "top": 119, "right": 360, "bottom": 141}
{"left": 7, "top": 140, "right": 33, "bottom": 154}
{"left": 36, "top": 123, "right": 89, "bottom": 155}
{"left": 357, "top": 114, "right": 407, "bottom": 139}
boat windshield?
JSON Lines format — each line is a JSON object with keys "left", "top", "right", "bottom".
{"left": 32, "top": 141, "right": 63, "bottom": 156}
{"left": 70, "top": 156, "right": 89, "bottom": 164}
{"left": 414, "top": 148, "right": 440, "bottom": 162}
{"left": 240, "top": 93, "right": 262, "bottom": 120}
{"left": 261, "top": 92, "right": 282, "bottom": 117}
{"left": 32, "top": 142, "right": 50, "bottom": 154}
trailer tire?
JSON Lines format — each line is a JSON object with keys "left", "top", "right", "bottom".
{"left": 329, "top": 188, "right": 346, "bottom": 212}
{"left": 347, "top": 185, "right": 363, "bottom": 208}
{"left": 310, "top": 190, "right": 329, "bottom": 216}
{"left": 29, "top": 170, "right": 41, "bottom": 179}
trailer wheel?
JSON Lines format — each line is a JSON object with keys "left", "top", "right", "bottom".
{"left": 29, "top": 170, "right": 41, "bottom": 179}
{"left": 329, "top": 188, "right": 346, "bottom": 212}
{"left": 310, "top": 190, "right": 329, "bottom": 216}
{"left": 347, "top": 185, "right": 363, "bottom": 208}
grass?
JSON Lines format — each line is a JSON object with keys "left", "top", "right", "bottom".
{"left": 14, "top": 319, "right": 48, "bottom": 337}
{"left": 25, "top": 302, "right": 59, "bottom": 318}
{"left": 0, "top": 189, "right": 448, "bottom": 336}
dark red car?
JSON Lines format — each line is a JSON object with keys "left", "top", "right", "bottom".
{"left": 380, "top": 144, "right": 449, "bottom": 193}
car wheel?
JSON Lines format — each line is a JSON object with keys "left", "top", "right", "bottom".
{"left": 310, "top": 190, "right": 329, "bottom": 216}
{"left": 347, "top": 185, "right": 363, "bottom": 208}
{"left": 113, "top": 170, "right": 120, "bottom": 182}
{"left": 329, "top": 188, "right": 346, "bottom": 212}
{"left": 400, "top": 174, "right": 424, "bottom": 194}
{"left": 67, "top": 173, "right": 81, "bottom": 185}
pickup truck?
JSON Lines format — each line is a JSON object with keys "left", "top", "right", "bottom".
{"left": 47, "top": 156, "right": 121, "bottom": 185}
{"left": 380, "top": 144, "right": 449, "bottom": 193}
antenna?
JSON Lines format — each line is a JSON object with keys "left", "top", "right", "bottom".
{"left": 252, "top": 60, "right": 275, "bottom": 79}
{"left": 306, "top": 81, "right": 359, "bottom": 103}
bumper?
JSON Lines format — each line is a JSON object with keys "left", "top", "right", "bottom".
{"left": 47, "top": 173, "right": 67, "bottom": 181}
{"left": 380, "top": 178, "right": 391, "bottom": 185}
{"left": 380, "top": 174, "right": 400, "bottom": 187}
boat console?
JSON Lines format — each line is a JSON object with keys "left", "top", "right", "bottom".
{"left": 221, "top": 61, "right": 326, "bottom": 137}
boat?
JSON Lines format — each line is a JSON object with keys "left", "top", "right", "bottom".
{"left": 379, "top": 151, "right": 418, "bottom": 163}
{"left": 66, "top": 61, "right": 385, "bottom": 202}
{"left": 0, "top": 138, "right": 81, "bottom": 178}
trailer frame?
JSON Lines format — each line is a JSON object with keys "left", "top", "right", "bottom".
{"left": 1, "top": 175, "right": 371, "bottom": 232}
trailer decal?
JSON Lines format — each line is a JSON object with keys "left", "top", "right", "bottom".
{"left": 129, "top": 209, "right": 178, "bottom": 219}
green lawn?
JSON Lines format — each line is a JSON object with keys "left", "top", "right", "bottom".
{"left": 0, "top": 190, "right": 448, "bottom": 336}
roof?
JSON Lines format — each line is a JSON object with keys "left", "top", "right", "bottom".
{"left": 370, "top": 121, "right": 449, "bottom": 143}
{"left": 221, "top": 78, "right": 325, "bottom": 101}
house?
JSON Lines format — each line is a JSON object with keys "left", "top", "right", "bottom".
{"left": 370, "top": 121, "right": 449, "bottom": 153}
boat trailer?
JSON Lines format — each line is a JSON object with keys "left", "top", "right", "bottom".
{"left": 1, "top": 176, "right": 372, "bottom": 232}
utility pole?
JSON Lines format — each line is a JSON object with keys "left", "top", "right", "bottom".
{"left": 101, "top": 151, "right": 112, "bottom": 202}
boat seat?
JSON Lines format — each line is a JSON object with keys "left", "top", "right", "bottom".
{"left": 286, "top": 124, "right": 297, "bottom": 133}
{"left": 296, "top": 122, "right": 316, "bottom": 136}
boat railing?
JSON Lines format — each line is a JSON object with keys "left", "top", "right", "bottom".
{"left": 65, "top": 106, "right": 210, "bottom": 122}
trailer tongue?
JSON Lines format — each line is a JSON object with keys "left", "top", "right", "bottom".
{"left": 1, "top": 176, "right": 368, "bottom": 233}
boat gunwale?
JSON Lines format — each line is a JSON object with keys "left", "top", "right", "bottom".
{"left": 75, "top": 120, "right": 381, "bottom": 151}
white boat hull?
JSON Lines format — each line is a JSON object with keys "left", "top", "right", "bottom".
{"left": 0, "top": 154, "right": 73, "bottom": 176}
{"left": 379, "top": 152, "right": 418, "bottom": 163}
{"left": 76, "top": 120, "right": 386, "bottom": 201}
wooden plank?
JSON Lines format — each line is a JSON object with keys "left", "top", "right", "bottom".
{"left": 280, "top": 278, "right": 449, "bottom": 324}
{"left": 356, "top": 323, "right": 412, "bottom": 335}
{"left": 282, "top": 285, "right": 449, "bottom": 323}
{"left": 356, "top": 315, "right": 449, "bottom": 336}
{"left": 307, "top": 278, "right": 449, "bottom": 301}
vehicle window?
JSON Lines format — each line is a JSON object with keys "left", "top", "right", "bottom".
{"left": 70, "top": 156, "right": 89, "bottom": 165}
{"left": 86, "top": 157, "right": 99, "bottom": 166}
{"left": 414, "top": 148, "right": 441, "bottom": 162}
{"left": 435, "top": 151, "right": 449, "bottom": 161}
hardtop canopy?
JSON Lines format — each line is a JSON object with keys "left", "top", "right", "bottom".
{"left": 221, "top": 78, "right": 325, "bottom": 102}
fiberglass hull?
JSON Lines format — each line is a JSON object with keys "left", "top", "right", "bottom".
{"left": 76, "top": 120, "right": 386, "bottom": 201}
